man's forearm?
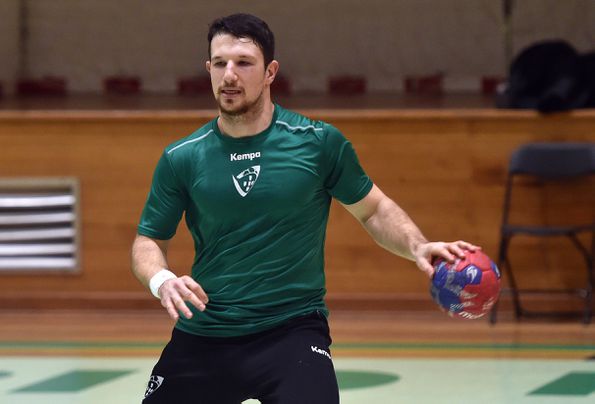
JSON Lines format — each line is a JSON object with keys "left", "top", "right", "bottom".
{"left": 362, "top": 197, "right": 428, "bottom": 262}
{"left": 131, "top": 234, "right": 171, "bottom": 288}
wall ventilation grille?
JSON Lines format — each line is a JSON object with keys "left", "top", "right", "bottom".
{"left": 0, "top": 178, "right": 80, "bottom": 272}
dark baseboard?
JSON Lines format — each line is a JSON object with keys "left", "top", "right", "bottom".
{"left": 0, "top": 291, "right": 589, "bottom": 316}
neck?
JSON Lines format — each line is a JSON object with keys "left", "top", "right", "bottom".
{"left": 217, "top": 97, "right": 275, "bottom": 138}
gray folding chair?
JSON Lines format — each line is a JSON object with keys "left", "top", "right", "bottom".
{"left": 490, "top": 142, "right": 595, "bottom": 324}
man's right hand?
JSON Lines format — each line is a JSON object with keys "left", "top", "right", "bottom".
{"left": 158, "top": 276, "right": 209, "bottom": 320}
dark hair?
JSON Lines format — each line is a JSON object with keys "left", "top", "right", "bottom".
{"left": 208, "top": 13, "right": 275, "bottom": 67}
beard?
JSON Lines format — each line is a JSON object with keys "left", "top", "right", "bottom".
{"left": 217, "top": 88, "right": 265, "bottom": 120}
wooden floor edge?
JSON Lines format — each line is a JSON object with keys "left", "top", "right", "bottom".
{"left": 0, "top": 291, "right": 588, "bottom": 312}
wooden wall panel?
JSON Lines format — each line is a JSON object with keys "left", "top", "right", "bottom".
{"left": 0, "top": 110, "right": 593, "bottom": 309}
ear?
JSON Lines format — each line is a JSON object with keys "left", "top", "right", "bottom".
{"left": 206, "top": 60, "right": 211, "bottom": 73}
{"left": 265, "top": 60, "right": 279, "bottom": 85}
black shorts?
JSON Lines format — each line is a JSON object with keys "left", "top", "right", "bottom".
{"left": 142, "top": 311, "right": 339, "bottom": 404}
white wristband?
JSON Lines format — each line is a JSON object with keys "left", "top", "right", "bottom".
{"left": 149, "top": 269, "right": 177, "bottom": 299}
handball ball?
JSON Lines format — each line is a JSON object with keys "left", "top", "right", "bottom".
{"left": 430, "top": 250, "right": 501, "bottom": 319}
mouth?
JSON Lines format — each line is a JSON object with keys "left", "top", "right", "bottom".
{"left": 220, "top": 88, "right": 242, "bottom": 97}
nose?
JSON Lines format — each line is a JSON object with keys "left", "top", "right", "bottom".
{"left": 223, "top": 61, "right": 238, "bottom": 84}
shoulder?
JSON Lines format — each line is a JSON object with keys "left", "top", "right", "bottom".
{"left": 164, "top": 120, "right": 217, "bottom": 158}
{"left": 273, "top": 105, "right": 335, "bottom": 140}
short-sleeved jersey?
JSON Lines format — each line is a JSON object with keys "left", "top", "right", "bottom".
{"left": 138, "top": 104, "right": 373, "bottom": 337}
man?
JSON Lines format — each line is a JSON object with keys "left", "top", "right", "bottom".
{"left": 132, "top": 13, "right": 478, "bottom": 404}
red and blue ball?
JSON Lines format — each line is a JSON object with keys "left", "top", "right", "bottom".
{"left": 430, "top": 250, "right": 501, "bottom": 319}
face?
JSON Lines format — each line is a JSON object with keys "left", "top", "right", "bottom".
{"left": 206, "top": 34, "right": 277, "bottom": 117}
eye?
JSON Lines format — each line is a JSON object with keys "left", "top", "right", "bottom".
{"left": 213, "top": 61, "right": 226, "bottom": 68}
{"left": 237, "top": 60, "right": 252, "bottom": 66}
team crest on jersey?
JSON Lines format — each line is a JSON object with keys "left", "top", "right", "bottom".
{"left": 144, "top": 375, "right": 164, "bottom": 398}
{"left": 232, "top": 165, "right": 260, "bottom": 197}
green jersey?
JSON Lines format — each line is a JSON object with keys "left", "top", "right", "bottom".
{"left": 138, "top": 104, "right": 372, "bottom": 337}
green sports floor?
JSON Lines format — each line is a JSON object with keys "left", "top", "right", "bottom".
{"left": 1, "top": 347, "right": 594, "bottom": 403}
{"left": 1, "top": 310, "right": 594, "bottom": 403}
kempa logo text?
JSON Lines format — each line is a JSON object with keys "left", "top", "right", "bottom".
{"left": 230, "top": 152, "right": 261, "bottom": 161}
{"left": 311, "top": 345, "right": 332, "bottom": 360}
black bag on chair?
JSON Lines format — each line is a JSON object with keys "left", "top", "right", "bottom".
{"left": 498, "top": 40, "right": 591, "bottom": 113}
{"left": 579, "top": 51, "right": 595, "bottom": 108}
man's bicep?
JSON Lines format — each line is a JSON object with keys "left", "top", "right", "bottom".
{"left": 134, "top": 233, "right": 170, "bottom": 254}
{"left": 340, "top": 184, "right": 384, "bottom": 223}
{"left": 138, "top": 152, "right": 187, "bottom": 239}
